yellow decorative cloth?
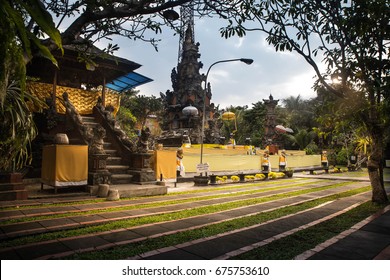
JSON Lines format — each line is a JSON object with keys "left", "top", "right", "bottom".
{"left": 154, "top": 150, "right": 177, "bottom": 182}
{"left": 41, "top": 145, "right": 88, "bottom": 189}
{"left": 27, "top": 82, "right": 120, "bottom": 115}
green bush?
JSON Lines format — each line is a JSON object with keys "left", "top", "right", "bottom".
{"left": 336, "top": 147, "right": 350, "bottom": 166}
{"left": 304, "top": 142, "right": 319, "bottom": 155}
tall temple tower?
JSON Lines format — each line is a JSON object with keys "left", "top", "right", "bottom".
{"left": 158, "top": 8, "right": 221, "bottom": 146}
{"left": 263, "top": 94, "right": 279, "bottom": 150}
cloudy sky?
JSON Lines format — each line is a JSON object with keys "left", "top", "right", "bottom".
{"left": 114, "top": 17, "right": 319, "bottom": 109}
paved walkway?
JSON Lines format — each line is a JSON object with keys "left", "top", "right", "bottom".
{"left": 0, "top": 171, "right": 389, "bottom": 260}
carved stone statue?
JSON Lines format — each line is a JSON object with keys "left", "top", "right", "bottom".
{"left": 136, "top": 127, "right": 151, "bottom": 153}
{"left": 89, "top": 126, "right": 106, "bottom": 154}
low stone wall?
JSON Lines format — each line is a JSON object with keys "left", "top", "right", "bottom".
{"left": 181, "top": 149, "right": 321, "bottom": 173}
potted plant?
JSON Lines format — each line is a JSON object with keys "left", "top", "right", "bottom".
{"left": 209, "top": 174, "right": 217, "bottom": 185}
{"left": 194, "top": 175, "right": 209, "bottom": 186}
{"left": 285, "top": 168, "right": 294, "bottom": 178}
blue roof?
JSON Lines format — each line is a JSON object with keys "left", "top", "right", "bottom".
{"left": 105, "top": 72, "right": 153, "bottom": 92}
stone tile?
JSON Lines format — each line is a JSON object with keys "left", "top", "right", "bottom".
{"left": 21, "top": 208, "right": 53, "bottom": 216}
{"left": 143, "top": 248, "right": 205, "bottom": 260}
{"left": 200, "top": 213, "right": 234, "bottom": 222}
{"left": 47, "top": 206, "right": 80, "bottom": 213}
{"left": 96, "top": 211, "right": 129, "bottom": 220}
{"left": 212, "top": 233, "right": 257, "bottom": 250}
{"left": 361, "top": 212, "right": 390, "bottom": 234}
{"left": 99, "top": 230, "right": 143, "bottom": 243}
{"left": 234, "top": 227, "right": 277, "bottom": 242}
{"left": 159, "top": 220, "right": 197, "bottom": 231}
{"left": 120, "top": 209, "right": 154, "bottom": 217}
{"left": 374, "top": 245, "right": 390, "bottom": 260}
{"left": 309, "top": 231, "right": 390, "bottom": 260}
{"left": 38, "top": 218, "right": 79, "bottom": 229}
{"left": 15, "top": 241, "right": 71, "bottom": 260}
{"left": 0, "top": 248, "right": 20, "bottom": 260}
{"left": 0, "top": 210, "right": 24, "bottom": 220}
{"left": 184, "top": 216, "right": 220, "bottom": 226}
{"left": 130, "top": 225, "right": 170, "bottom": 237}
{"left": 259, "top": 220, "right": 297, "bottom": 234}
{"left": 60, "top": 236, "right": 112, "bottom": 251}
{"left": 73, "top": 204, "right": 101, "bottom": 211}
{"left": 179, "top": 239, "right": 238, "bottom": 259}
{"left": 0, "top": 221, "right": 43, "bottom": 235}
{"left": 69, "top": 215, "right": 106, "bottom": 224}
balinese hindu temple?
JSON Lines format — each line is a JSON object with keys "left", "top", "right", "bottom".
{"left": 1, "top": 28, "right": 324, "bottom": 201}
{"left": 1, "top": 43, "right": 165, "bottom": 200}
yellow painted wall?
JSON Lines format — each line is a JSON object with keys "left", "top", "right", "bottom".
{"left": 163, "top": 146, "right": 322, "bottom": 173}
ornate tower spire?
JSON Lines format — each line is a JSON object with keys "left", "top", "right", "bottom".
{"left": 263, "top": 94, "right": 279, "bottom": 149}
{"left": 158, "top": 7, "right": 222, "bottom": 146}
{"left": 178, "top": 3, "right": 195, "bottom": 63}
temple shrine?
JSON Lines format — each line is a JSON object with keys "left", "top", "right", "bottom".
{"left": 23, "top": 43, "right": 163, "bottom": 195}
{"left": 158, "top": 27, "right": 222, "bottom": 146}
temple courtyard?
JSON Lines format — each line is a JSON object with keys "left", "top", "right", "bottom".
{"left": 0, "top": 168, "right": 389, "bottom": 260}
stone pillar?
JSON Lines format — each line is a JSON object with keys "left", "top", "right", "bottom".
{"left": 88, "top": 154, "right": 111, "bottom": 185}
{"left": 129, "top": 153, "right": 156, "bottom": 184}
{"left": 0, "top": 173, "right": 28, "bottom": 201}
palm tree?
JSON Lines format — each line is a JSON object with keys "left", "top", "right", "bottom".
{"left": 287, "top": 129, "right": 315, "bottom": 151}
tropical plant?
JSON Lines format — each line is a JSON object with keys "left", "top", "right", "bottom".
{"left": 241, "top": 101, "right": 266, "bottom": 147}
{"left": 281, "top": 95, "right": 316, "bottom": 132}
{"left": 287, "top": 129, "right": 316, "bottom": 151}
{"left": 0, "top": 0, "right": 63, "bottom": 104}
{"left": 0, "top": 81, "right": 45, "bottom": 171}
{"left": 116, "top": 107, "right": 137, "bottom": 139}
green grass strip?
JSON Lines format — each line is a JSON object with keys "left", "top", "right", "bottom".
{"left": 0, "top": 182, "right": 365, "bottom": 250}
{"left": 65, "top": 186, "right": 372, "bottom": 259}
{"left": 0, "top": 178, "right": 310, "bottom": 211}
{"left": 1, "top": 179, "right": 326, "bottom": 224}
{"left": 232, "top": 198, "right": 389, "bottom": 259}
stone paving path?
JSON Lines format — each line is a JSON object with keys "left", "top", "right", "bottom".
{"left": 0, "top": 176, "right": 389, "bottom": 260}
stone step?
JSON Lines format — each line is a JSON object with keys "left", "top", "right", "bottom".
{"left": 104, "top": 149, "right": 118, "bottom": 156}
{"left": 106, "top": 165, "right": 130, "bottom": 174}
{"left": 112, "top": 184, "right": 168, "bottom": 198}
{"left": 0, "top": 190, "right": 28, "bottom": 201}
{"left": 0, "top": 182, "right": 26, "bottom": 191}
{"left": 103, "top": 142, "right": 112, "bottom": 149}
{"left": 111, "top": 174, "right": 133, "bottom": 184}
{"left": 80, "top": 116, "right": 96, "bottom": 122}
{"left": 107, "top": 157, "right": 122, "bottom": 165}
{"left": 83, "top": 121, "right": 99, "bottom": 127}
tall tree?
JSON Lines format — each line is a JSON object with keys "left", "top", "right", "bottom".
{"left": 281, "top": 95, "right": 316, "bottom": 132}
{"left": 215, "top": 0, "right": 389, "bottom": 204}
{"left": 241, "top": 101, "right": 266, "bottom": 147}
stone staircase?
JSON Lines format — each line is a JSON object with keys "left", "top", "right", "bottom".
{"left": 0, "top": 173, "right": 28, "bottom": 201}
{"left": 80, "top": 115, "right": 134, "bottom": 185}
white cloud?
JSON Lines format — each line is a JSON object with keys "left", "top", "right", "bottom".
{"left": 125, "top": 17, "right": 318, "bottom": 108}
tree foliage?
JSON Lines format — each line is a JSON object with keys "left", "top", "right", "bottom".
{"left": 0, "top": 0, "right": 63, "bottom": 103}
{"left": 120, "top": 92, "right": 163, "bottom": 130}
{"left": 0, "top": 81, "right": 45, "bottom": 171}
{"left": 215, "top": 0, "right": 389, "bottom": 203}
